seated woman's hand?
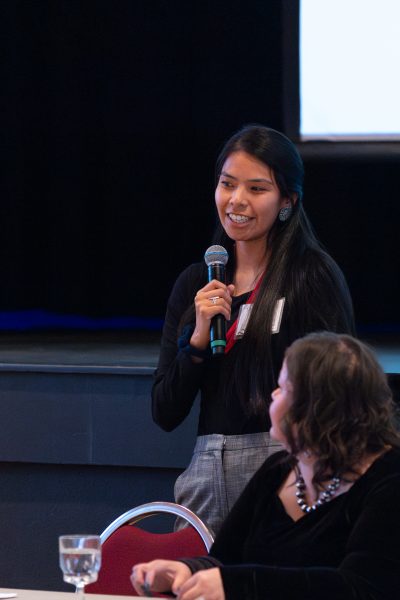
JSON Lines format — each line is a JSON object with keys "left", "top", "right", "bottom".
{"left": 177, "top": 567, "right": 225, "bottom": 600}
{"left": 131, "top": 559, "right": 192, "bottom": 596}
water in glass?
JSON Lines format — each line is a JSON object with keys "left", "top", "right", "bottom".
{"left": 59, "top": 535, "right": 101, "bottom": 597}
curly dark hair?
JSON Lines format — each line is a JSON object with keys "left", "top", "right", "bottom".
{"left": 283, "top": 332, "right": 400, "bottom": 487}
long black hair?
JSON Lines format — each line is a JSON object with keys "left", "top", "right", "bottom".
{"left": 184, "top": 125, "right": 354, "bottom": 416}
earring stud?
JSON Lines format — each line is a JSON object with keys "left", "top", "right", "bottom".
{"left": 279, "top": 205, "right": 292, "bottom": 222}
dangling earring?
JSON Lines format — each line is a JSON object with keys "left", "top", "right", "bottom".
{"left": 279, "top": 205, "right": 292, "bottom": 222}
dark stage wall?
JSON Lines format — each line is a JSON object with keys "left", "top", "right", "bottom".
{"left": 1, "top": 0, "right": 399, "bottom": 333}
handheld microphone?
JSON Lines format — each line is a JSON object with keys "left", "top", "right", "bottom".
{"left": 204, "top": 245, "right": 229, "bottom": 355}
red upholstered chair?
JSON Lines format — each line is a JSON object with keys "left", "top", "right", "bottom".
{"left": 86, "top": 501, "right": 214, "bottom": 596}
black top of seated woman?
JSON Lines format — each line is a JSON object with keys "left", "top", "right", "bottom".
{"left": 181, "top": 448, "right": 400, "bottom": 600}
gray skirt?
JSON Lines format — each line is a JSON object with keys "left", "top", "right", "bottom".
{"left": 174, "top": 432, "right": 283, "bottom": 537}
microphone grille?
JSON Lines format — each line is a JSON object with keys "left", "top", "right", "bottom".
{"left": 204, "top": 245, "right": 229, "bottom": 266}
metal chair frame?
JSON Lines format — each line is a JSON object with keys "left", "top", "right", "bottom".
{"left": 100, "top": 501, "right": 214, "bottom": 551}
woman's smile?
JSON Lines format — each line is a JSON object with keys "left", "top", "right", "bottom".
{"left": 227, "top": 212, "right": 253, "bottom": 224}
{"left": 215, "top": 151, "right": 287, "bottom": 245}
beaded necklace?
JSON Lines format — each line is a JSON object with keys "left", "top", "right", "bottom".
{"left": 295, "top": 469, "right": 341, "bottom": 513}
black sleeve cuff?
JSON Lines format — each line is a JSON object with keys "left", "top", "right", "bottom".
{"left": 179, "top": 556, "right": 223, "bottom": 573}
{"left": 178, "top": 324, "right": 210, "bottom": 359}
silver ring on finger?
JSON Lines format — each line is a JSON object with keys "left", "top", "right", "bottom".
{"left": 209, "top": 296, "right": 219, "bottom": 305}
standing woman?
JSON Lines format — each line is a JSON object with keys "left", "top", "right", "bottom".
{"left": 152, "top": 124, "right": 355, "bottom": 536}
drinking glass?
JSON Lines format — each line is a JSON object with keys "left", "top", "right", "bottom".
{"left": 59, "top": 534, "right": 101, "bottom": 598}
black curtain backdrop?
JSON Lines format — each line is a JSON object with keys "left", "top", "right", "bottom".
{"left": 1, "top": 0, "right": 399, "bottom": 332}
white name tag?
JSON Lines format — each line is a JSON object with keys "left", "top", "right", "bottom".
{"left": 235, "top": 304, "right": 253, "bottom": 339}
{"left": 235, "top": 297, "right": 285, "bottom": 339}
{"left": 271, "top": 297, "right": 285, "bottom": 334}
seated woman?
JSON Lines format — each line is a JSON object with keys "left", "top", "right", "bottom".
{"left": 131, "top": 332, "right": 400, "bottom": 600}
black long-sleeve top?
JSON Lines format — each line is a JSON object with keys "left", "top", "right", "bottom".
{"left": 152, "top": 255, "right": 354, "bottom": 436}
{"left": 182, "top": 448, "right": 400, "bottom": 600}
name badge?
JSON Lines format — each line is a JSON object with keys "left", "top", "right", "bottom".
{"left": 235, "top": 304, "right": 253, "bottom": 339}
{"left": 271, "top": 297, "right": 285, "bottom": 334}
{"left": 234, "top": 297, "right": 285, "bottom": 339}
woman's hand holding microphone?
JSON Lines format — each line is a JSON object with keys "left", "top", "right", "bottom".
{"left": 189, "top": 280, "right": 235, "bottom": 359}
